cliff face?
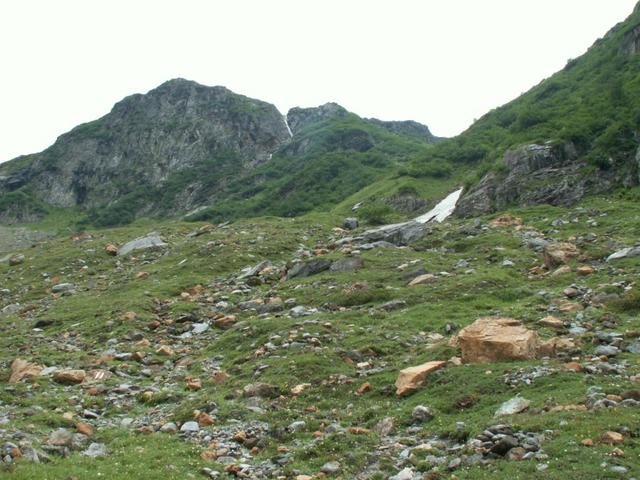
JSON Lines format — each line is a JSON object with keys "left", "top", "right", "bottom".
{"left": 0, "top": 79, "right": 291, "bottom": 215}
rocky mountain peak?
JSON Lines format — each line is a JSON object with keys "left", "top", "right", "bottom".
{"left": 286, "top": 102, "right": 348, "bottom": 135}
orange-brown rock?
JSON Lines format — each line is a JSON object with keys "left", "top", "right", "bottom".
{"left": 457, "top": 317, "right": 539, "bottom": 363}
{"left": 195, "top": 411, "right": 215, "bottom": 426}
{"left": 563, "top": 362, "right": 583, "bottom": 373}
{"left": 550, "top": 265, "right": 572, "bottom": 277}
{"left": 53, "top": 369, "right": 86, "bottom": 384}
{"left": 214, "top": 315, "right": 237, "bottom": 329}
{"left": 356, "top": 382, "right": 371, "bottom": 394}
{"left": 537, "top": 337, "right": 576, "bottom": 357}
{"left": 601, "top": 431, "right": 624, "bottom": 444}
{"left": 581, "top": 438, "right": 594, "bottom": 446}
{"left": 155, "top": 345, "right": 174, "bottom": 356}
{"left": 212, "top": 371, "right": 230, "bottom": 384}
{"left": 9, "top": 358, "right": 43, "bottom": 384}
{"left": 537, "top": 316, "right": 564, "bottom": 329}
{"left": 490, "top": 214, "right": 523, "bottom": 228}
{"left": 576, "top": 266, "right": 595, "bottom": 275}
{"left": 395, "top": 360, "right": 446, "bottom": 396}
{"left": 186, "top": 378, "right": 202, "bottom": 391}
{"left": 76, "top": 422, "right": 94, "bottom": 436}
{"left": 543, "top": 242, "right": 579, "bottom": 269}
{"left": 105, "top": 244, "right": 118, "bottom": 256}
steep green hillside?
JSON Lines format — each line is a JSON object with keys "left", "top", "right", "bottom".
{"left": 409, "top": 4, "right": 640, "bottom": 214}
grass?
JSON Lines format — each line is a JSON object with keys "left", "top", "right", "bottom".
{"left": 0, "top": 192, "right": 639, "bottom": 478}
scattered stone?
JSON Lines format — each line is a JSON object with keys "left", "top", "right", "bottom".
{"left": 286, "top": 259, "right": 333, "bottom": 280}
{"left": 320, "top": 461, "right": 341, "bottom": 475}
{"left": 412, "top": 405, "right": 435, "bottom": 423}
{"left": 104, "top": 244, "right": 118, "bottom": 256}
{"left": 395, "top": 360, "right": 446, "bottom": 396}
{"left": 538, "top": 316, "right": 564, "bottom": 329}
{"left": 180, "top": 421, "right": 199, "bottom": 433}
{"left": 343, "top": 218, "right": 359, "bottom": 230}
{"left": 495, "top": 396, "right": 531, "bottom": 417}
{"left": 601, "top": 431, "right": 624, "bottom": 445}
{"left": 82, "top": 443, "right": 108, "bottom": 458}
{"left": 329, "top": 257, "right": 363, "bottom": 272}
{"left": 8, "top": 254, "right": 25, "bottom": 266}
{"left": 51, "top": 283, "right": 75, "bottom": 294}
{"left": 457, "top": 317, "right": 538, "bottom": 363}
{"left": 53, "top": 369, "right": 86, "bottom": 384}
{"left": 543, "top": 242, "right": 579, "bottom": 269}
{"left": 9, "top": 358, "right": 43, "bottom": 383}
{"left": 408, "top": 273, "right": 437, "bottom": 286}
{"left": 606, "top": 245, "right": 640, "bottom": 262}
{"left": 118, "top": 232, "right": 168, "bottom": 256}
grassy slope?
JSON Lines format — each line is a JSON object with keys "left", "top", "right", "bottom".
{"left": 1, "top": 189, "right": 639, "bottom": 479}
{"left": 407, "top": 6, "right": 640, "bottom": 184}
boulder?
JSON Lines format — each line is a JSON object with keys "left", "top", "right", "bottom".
{"left": 329, "top": 257, "right": 363, "bottom": 272}
{"left": 118, "top": 232, "right": 168, "bottom": 256}
{"left": 494, "top": 396, "right": 531, "bottom": 417}
{"left": 8, "top": 254, "right": 25, "bottom": 266}
{"left": 543, "top": 242, "right": 579, "bottom": 269}
{"left": 360, "top": 221, "right": 430, "bottom": 246}
{"left": 395, "top": 360, "right": 446, "bottom": 396}
{"left": 53, "top": 369, "right": 87, "bottom": 384}
{"left": 457, "top": 317, "right": 539, "bottom": 363}
{"left": 286, "top": 259, "right": 333, "bottom": 280}
{"left": 9, "top": 358, "right": 43, "bottom": 384}
{"left": 607, "top": 245, "right": 640, "bottom": 262}
{"left": 104, "top": 244, "right": 118, "bottom": 256}
{"left": 343, "top": 218, "right": 359, "bottom": 230}
{"left": 408, "top": 273, "right": 436, "bottom": 286}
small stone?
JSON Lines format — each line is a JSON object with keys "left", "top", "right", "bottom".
{"left": 495, "top": 396, "right": 531, "bottom": 417}
{"left": 320, "top": 461, "right": 341, "bottom": 474}
{"left": 155, "top": 345, "right": 174, "bottom": 356}
{"left": 408, "top": 273, "right": 437, "bottom": 286}
{"left": 160, "top": 422, "right": 178, "bottom": 433}
{"left": 53, "top": 369, "right": 86, "bottom": 384}
{"left": 76, "top": 423, "right": 93, "bottom": 437}
{"left": 82, "top": 443, "right": 108, "bottom": 458}
{"left": 576, "top": 266, "right": 594, "bottom": 275}
{"left": 8, "top": 254, "right": 25, "bottom": 266}
{"left": 601, "top": 431, "right": 624, "bottom": 444}
{"left": 180, "top": 421, "right": 199, "bottom": 433}
{"left": 412, "top": 405, "right": 435, "bottom": 423}
{"left": 52, "top": 283, "right": 75, "bottom": 294}
{"left": 538, "top": 316, "right": 564, "bottom": 329}
{"left": 581, "top": 438, "right": 593, "bottom": 446}
{"left": 610, "top": 466, "right": 628, "bottom": 475}
{"left": 105, "top": 244, "right": 118, "bottom": 256}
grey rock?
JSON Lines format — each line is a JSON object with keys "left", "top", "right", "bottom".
{"left": 180, "top": 421, "right": 199, "bottom": 433}
{"left": 51, "top": 283, "right": 75, "bottom": 293}
{"left": 8, "top": 254, "right": 25, "bottom": 266}
{"left": 160, "top": 422, "right": 178, "bottom": 433}
{"left": 329, "top": 257, "right": 363, "bottom": 272}
{"left": 286, "top": 259, "right": 333, "bottom": 280}
{"left": 320, "top": 461, "right": 341, "bottom": 474}
{"left": 118, "top": 232, "right": 167, "bottom": 256}
{"left": 607, "top": 245, "right": 640, "bottom": 262}
{"left": 594, "top": 345, "right": 620, "bottom": 357}
{"left": 360, "top": 220, "right": 430, "bottom": 246}
{"left": 238, "top": 260, "right": 272, "bottom": 279}
{"left": 343, "top": 218, "right": 359, "bottom": 230}
{"left": 82, "top": 443, "right": 108, "bottom": 458}
{"left": 495, "top": 397, "right": 531, "bottom": 417}
{"left": 412, "top": 405, "right": 435, "bottom": 423}
{"left": 389, "top": 468, "right": 414, "bottom": 480}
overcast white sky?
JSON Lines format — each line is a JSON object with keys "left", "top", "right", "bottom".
{"left": 0, "top": 0, "right": 637, "bottom": 162}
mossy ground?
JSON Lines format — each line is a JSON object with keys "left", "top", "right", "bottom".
{"left": 1, "top": 191, "right": 639, "bottom": 479}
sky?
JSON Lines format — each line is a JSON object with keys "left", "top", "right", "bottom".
{"left": 0, "top": 0, "right": 637, "bottom": 162}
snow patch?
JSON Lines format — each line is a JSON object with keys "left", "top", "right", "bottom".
{"left": 414, "top": 188, "right": 463, "bottom": 224}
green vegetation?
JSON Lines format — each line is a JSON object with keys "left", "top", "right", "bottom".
{"left": 0, "top": 191, "right": 639, "bottom": 478}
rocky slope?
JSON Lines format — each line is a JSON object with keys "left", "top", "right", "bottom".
{"left": 0, "top": 83, "right": 437, "bottom": 226}
{"left": 1, "top": 193, "right": 640, "bottom": 479}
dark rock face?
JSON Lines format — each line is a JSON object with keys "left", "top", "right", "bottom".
{"left": 0, "top": 79, "right": 290, "bottom": 214}
{"left": 286, "top": 103, "right": 348, "bottom": 135}
{"left": 455, "top": 142, "right": 628, "bottom": 217}
{"left": 361, "top": 221, "right": 430, "bottom": 246}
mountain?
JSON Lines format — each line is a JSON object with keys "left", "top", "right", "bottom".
{"left": 425, "top": 3, "right": 640, "bottom": 215}
{"left": 0, "top": 82, "right": 437, "bottom": 226}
